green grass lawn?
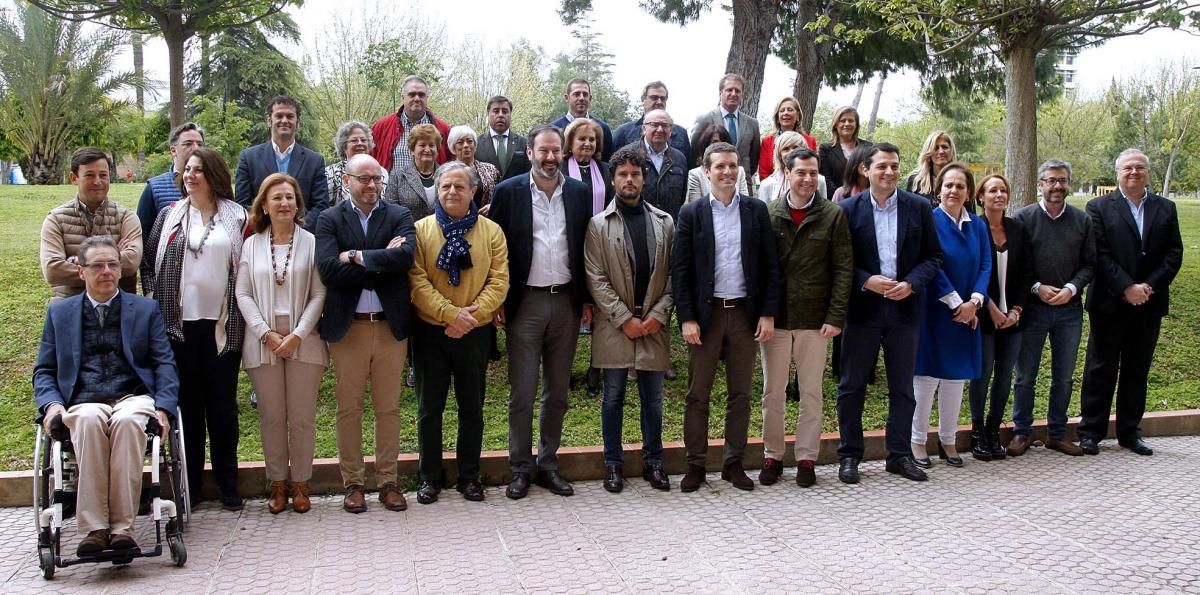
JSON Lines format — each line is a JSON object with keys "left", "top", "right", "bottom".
{"left": 1, "top": 185, "right": 1196, "bottom": 472}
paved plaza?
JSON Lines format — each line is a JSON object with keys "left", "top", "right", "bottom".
{"left": 2, "top": 435, "right": 1199, "bottom": 594}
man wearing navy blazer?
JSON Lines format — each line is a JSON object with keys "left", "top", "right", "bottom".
{"left": 489, "top": 124, "right": 592, "bottom": 500}
{"left": 235, "top": 95, "right": 329, "bottom": 230}
{"left": 551, "top": 79, "right": 616, "bottom": 162}
{"left": 1078, "top": 149, "right": 1183, "bottom": 456}
{"left": 673, "top": 142, "right": 780, "bottom": 493}
{"left": 836, "top": 142, "right": 943, "bottom": 484}
{"left": 316, "top": 154, "right": 416, "bottom": 514}
{"left": 34, "top": 235, "right": 178, "bottom": 555}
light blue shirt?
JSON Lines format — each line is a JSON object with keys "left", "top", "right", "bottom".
{"left": 1120, "top": 188, "right": 1147, "bottom": 239}
{"left": 871, "top": 190, "right": 899, "bottom": 281}
{"left": 644, "top": 140, "right": 666, "bottom": 172}
{"left": 709, "top": 194, "right": 746, "bottom": 299}
{"left": 351, "top": 201, "right": 384, "bottom": 314}
{"left": 272, "top": 141, "right": 294, "bottom": 174}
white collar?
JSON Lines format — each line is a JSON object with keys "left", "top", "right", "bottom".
{"left": 1038, "top": 199, "right": 1066, "bottom": 220}
{"left": 489, "top": 128, "right": 509, "bottom": 137}
{"left": 86, "top": 291, "right": 118, "bottom": 309}
{"left": 272, "top": 140, "right": 295, "bottom": 160}
{"left": 786, "top": 191, "right": 816, "bottom": 211}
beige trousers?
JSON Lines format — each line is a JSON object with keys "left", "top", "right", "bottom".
{"left": 760, "top": 329, "right": 828, "bottom": 462}
{"left": 328, "top": 320, "right": 406, "bottom": 487}
{"left": 62, "top": 394, "right": 156, "bottom": 535}
{"left": 246, "top": 316, "right": 326, "bottom": 482}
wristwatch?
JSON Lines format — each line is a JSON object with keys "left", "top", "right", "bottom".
{"left": 348, "top": 249, "right": 358, "bottom": 264}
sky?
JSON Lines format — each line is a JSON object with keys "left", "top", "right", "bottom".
{"left": 113, "top": 0, "right": 1200, "bottom": 128}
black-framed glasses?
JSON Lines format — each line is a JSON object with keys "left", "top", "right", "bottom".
{"left": 1040, "top": 177, "right": 1069, "bottom": 186}
{"left": 347, "top": 174, "right": 383, "bottom": 184}
{"left": 84, "top": 261, "right": 120, "bottom": 272}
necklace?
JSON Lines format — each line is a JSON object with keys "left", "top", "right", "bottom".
{"left": 187, "top": 209, "right": 217, "bottom": 259}
{"left": 270, "top": 228, "right": 295, "bottom": 286}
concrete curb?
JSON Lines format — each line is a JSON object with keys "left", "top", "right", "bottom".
{"left": 2, "top": 409, "right": 1197, "bottom": 507}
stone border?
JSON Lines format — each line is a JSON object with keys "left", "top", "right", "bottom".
{"left": 2, "top": 410, "right": 1197, "bottom": 507}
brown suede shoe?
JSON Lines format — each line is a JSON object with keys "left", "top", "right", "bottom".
{"left": 267, "top": 481, "right": 289, "bottom": 515}
{"left": 76, "top": 529, "right": 110, "bottom": 556}
{"left": 379, "top": 482, "right": 408, "bottom": 511}
{"left": 109, "top": 533, "right": 138, "bottom": 550}
{"left": 343, "top": 484, "right": 367, "bottom": 514}
{"left": 1046, "top": 437, "right": 1084, "bottom": 456}
{"left": 1007, "top": 435, "right": 1032, "bottom": 457}
{"left": 290, "top": 481, "right": 311, "bottom": 513}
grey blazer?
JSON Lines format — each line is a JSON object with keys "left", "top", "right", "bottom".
{"left": 382, "top": 165, "right": 435, "bottom": 222}
{"left": 475, "top": 132, "right": 531, "bottom": 181}
{"left": 689, "top": 108, "right": 761, "bottom": 177}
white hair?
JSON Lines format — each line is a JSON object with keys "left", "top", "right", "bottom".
{"left": 446, "top": 125, "right": 477, "bottom": 153}
{"left": 1115, "top": 148, "right": 1148, "bottom": 170}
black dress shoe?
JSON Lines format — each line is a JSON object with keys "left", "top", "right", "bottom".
{"left": 680, "top": 464, "right": 707, "bottom": 492}
{"left": 220, "top": 491, "right": 244, "bottom": 511}
{"left": 506, "top": 472, "right": 531, "bottom": 500}
{"left": 988, "top": 427, "right": 1007, "bottom": 459}
{"left": 456, "top": 478, "right": 485, "bottom": 501}
{"left": 885, "top": 456, "right": 928, "bottom": 481}
{"left": 913, "top": 456, "right": 933, "bottom": 469}
{"left": 535, "top": 470, "right": 575, "bottom": 496}
{"left": 1080, "top": 436, "right": 1100, "bottom": 455}
{"left": 642, "top": 463, "right": 670, "bottom": 491}
{"left": 721, "top": 462, "right": 754, "bottom": 491}
{"left": 416, "top": 480, "right": 441, "bottom": 504}
{"left": 938, "top": 442, "right": 964, "bottom": 467}
{"left": 838, "top": 457, "right": 860, "bottom": 484}
{"left": 970, "top": 426, "right": 993, "bottom": 461}
{"left": 603, "top": 464, "right": 624, "bottom": 493}
{"left": 758, "top": 458, "right": 783, "bottom": 486}
{"left": 1119, "top": 437, "right": 1153, "bottom": 456}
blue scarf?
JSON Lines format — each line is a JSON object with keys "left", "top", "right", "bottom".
{"left": 434, "top": 198, "right": 477, "bottom": 286}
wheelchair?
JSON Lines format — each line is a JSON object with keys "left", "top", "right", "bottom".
{"left": 33, "top": 407, "right": 191, "bottom": 579}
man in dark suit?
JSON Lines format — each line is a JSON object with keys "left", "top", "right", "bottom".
{"left": 234, "top": 95, "right": 329, "bottom": 230}
{"left": 612, "top": 81, "right": 691, "bottom": 161}
{"left": 551, "top": 79, "right": 615, "bottom": 162}
{"left": 489, "top": 124, "right": 592, "bottom": 500}
{"left": 673, "top": 142, "right": 780, "bottom": 493}
{"left": 475, "top": 95, "right": 531, "bottom": 181}
{"left": 1078, "top": 149, "right": 1183, "bottom": 456}
{"left": 836, "top": 142, "right": 943, "bottom": 484}
{"left": 689, "top": 73, "right": 760, "bottom": 184}
{"left": 316, "top": 154, "right": 416, "bottom": 514}
{"left": 619, "top": 109, "right": 689, "bottom": 221}
{"left": 34, "top": 235, "right": 178, "bottom": 555}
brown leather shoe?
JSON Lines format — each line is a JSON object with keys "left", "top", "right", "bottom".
{"left": 290, "top": 481, "right": 311, "bottom": 513}
{"left": 76, "top": 529, "right": 110, "bottom": 556}
{"left": 343, "top": 484, "right": 367, "bottom": 514}
{"left": 1046, "top": 437, "right": 1084, "bottom": 456}
{"left": 379, "top": 482, "right": 408, "bottom": 511}
{"left": 109, "top": 533, "right": 138, "bottom": 550}
{"left": 267, "top": 481, "right": 289, "bottom": 514}
{"left": 1007, "top": 435, "right": 1032, "bottom": 457}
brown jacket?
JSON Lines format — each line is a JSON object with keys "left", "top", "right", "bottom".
{"left": 584, "top": 200, "right": 674, "bottom": 371}
{"left": 40, "top": 197, "right": 141, "bottom": 302}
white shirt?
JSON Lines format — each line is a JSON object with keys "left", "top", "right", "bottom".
{"left": 489, "top": 127, "right": 509, "bottom": 153}
{"left": 181, "top": 206, "right": 232, "bottom": 321}
{"left": 995, "top": 249, "right": 1010, "bottom": 313}
{"left": 271, "top": 243, "right": 292, "bottom": 317}
{"left": 527, "top": 176, "right": 572, "bottom": 286}
{"left": 272, "top": 140, "right": 295, "bottom": 162}
{"left": 709, "top": 194, "right": 746, "bottom": 299}
{"left": 85, "top": 292, "right": 118, "bottom": 310}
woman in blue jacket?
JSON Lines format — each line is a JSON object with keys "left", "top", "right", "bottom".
{"left": 911, "top": 162, "right": 992, "bottom": 468}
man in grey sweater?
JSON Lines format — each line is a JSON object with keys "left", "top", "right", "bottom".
{"left": 1008, "top": 159, "right": 1095, "bottom": 457}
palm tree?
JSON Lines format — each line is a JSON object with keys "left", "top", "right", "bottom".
{"left": 0, "top": 2, "right": 136, "bottom": 184}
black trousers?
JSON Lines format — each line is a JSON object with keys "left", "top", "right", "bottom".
{"left": 414, "top": 320, "right": 490, "bottom": 483}
{"left": 837, "top": 303, "right": 919, "bottom": 463}
{"left": 171, "top": 319, "right": 242, "bottom": 499}
{"left": 1078, "top": 310, "right": 1162, "bottom": 442}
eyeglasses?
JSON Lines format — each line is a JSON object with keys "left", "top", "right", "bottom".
{"left": 347, "top": 174, "right": 384, "bottom": 184}
{"left": 644, "top": 122, "right": 671, "bottom": 129}
{"left": 346, "top": 137, "right": 370, "bottom": 145}
{"left": 84, "top": 262, "right": 120, "bottom": 272}
{"left": 646, "top": 94, "right": 667, "bottom": 102}
{"left": 1119, "top": 165, "right": 1148, "bottom": 173}
{"left": 1040, "top": 177, "right": 1069, "bottom": 186}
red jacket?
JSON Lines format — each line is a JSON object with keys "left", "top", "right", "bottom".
{"left": 369, "top": 110, "right": 452, "bottom": 173}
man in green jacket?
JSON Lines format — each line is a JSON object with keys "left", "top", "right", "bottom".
{"left": 758, "top": 147, "right": 853, "bottom": 487}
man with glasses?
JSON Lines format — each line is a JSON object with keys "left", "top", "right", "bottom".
{"left": 136, "top": 122, "right": 203, "bottom": 242}
{"left": 34, "top": 234, "right": 178, "bottom": 555}
{"left": 612, "top": 82, "right": 691, "bottom": 161}
{"left": 1077, "top": 150, "right": 1183, "bottom": 456}
{"left": 41, "top": 147, "right": 142, "bottom": 303}
{"left": 1009, "top": 160, "right": 1095, "bottom": 457}
{"left": 316, "top": 154, "right": 416, "bottom": 513}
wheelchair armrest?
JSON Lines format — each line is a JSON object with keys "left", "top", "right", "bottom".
{"left": 48, "top": 414, "right": 70, "bottom": 443}
{"left": 145, "top": 415, "right": 162, "bottom": 437}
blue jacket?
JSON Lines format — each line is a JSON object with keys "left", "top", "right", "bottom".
{"left": 136, "top": 169, "right": 182, "bottom": 244}
{"left": 551, "top": 114, "right": 615, "bottom": 162}
{"left": 33, "top": 290, "right": 180, "bottom": 420}
{"left": 915, "top": 209, "right": 992, "bottom": 379}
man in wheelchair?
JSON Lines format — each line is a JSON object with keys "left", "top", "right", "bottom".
{"left": 33, "top": 235, "right": 179, "bottom": 557}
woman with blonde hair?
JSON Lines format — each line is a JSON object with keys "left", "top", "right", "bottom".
{"left": 236, "top": 173, "right": 328, "bottom": 514}
{"left": 757, "top": 131, "right": 828, "bottom": 202}
{"left": 906, "top": 130, "right": 957, "bottom": 204}
{"left": 758, "top": 96, "right": 816, "bottom": 180}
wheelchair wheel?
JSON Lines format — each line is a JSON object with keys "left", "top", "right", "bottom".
{"left": 166, "top": 410, "right": 190, "bottom": 530}
{"left": 167, "top": 534, "right": 186, "bottom": 567}
{"left": 39, "top": 546, "right": 54, "bottom": 579}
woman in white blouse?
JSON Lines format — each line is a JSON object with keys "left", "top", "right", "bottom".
{"left": 757, "top": 131, "right": 827, "bottom": 202}
{"left": 236, "top": 173, "right": 328, "bottom": 514}
{"left": 142, "top": 147, "right": 247, "bottom": 511}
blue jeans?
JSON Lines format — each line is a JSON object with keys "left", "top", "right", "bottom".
{"left": 1012, "top": 301, "right": 1083, "bottom": 439}
{"left": 600, "top": 368, "right": 664, "bottom": 466}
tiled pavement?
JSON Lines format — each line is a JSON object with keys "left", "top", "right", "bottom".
{"left": 3, "top": 435, "right": 1200, "bottom": 594}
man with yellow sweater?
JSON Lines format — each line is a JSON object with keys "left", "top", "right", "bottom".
{"left": 409, "top": 161, "right": 509, "bottom": 505}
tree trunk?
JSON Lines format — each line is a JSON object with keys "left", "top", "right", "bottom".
{"left": 792, "top": 0, "right": 843, "bottom": 134}
{"left": 1162, "top": 123, "right": 1188, "bottom": 196}
{"left": 199, "top": 33, "right": 210, "bottom": 94}
{"left": 1004, "top": 44, "right": 1040, "bottom": 208}
{"left": 851, "top": 79, "right": 866, "bottom": 109}
{"left": 163, "top": 21, "right": 189, "bottom": 129}
{"left": 27, "top": 147, "right": 61, "bottom": 185}
{"left": 867, "top": 72, "right": 886, "bottom": 136}
{"left": 726, "top": 0, "right": 780, "bottom": 120}
{"left": 133, "top": 32, "right": 145, "bottom": 168}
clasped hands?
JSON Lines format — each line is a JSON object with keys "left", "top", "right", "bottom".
{"left": 864, "top": 275, "right": 913, "bottom": 300}
{"left": 263, "top": 331, "right": 301, "bottom": 359}
{"left": 1123, "top": 283, "right": 1153, "bottom": 306}
{"left": 621, "top": 315, "right": 665, "bottom": 340}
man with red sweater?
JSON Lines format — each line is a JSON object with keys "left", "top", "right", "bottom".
{"left": 370, "top": 75, "right": 452, "bottom": 175}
